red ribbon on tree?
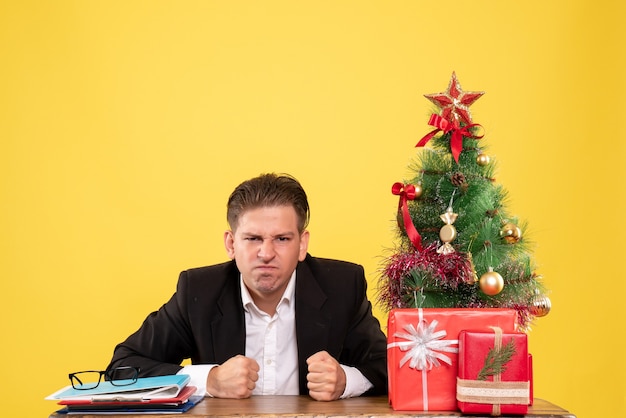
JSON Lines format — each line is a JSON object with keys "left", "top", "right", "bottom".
{"left": 392, "top": 182, "right": 423, "bottom": 251}
{"left": 416, "top": 114, "right": 484, "bottom": 164}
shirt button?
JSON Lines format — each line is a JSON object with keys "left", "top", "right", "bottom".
{"left": 266, "top": 359, "right": 272, "bottom": 365}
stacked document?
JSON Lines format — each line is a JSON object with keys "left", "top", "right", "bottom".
{"left": 46, "top": 374, "right": 202, "bottom": 414}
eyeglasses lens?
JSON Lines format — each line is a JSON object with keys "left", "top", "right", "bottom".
{"left": 107, "top": 367, "right": 139, "bottom": 386}
{"left": 70, "top": 371, "right": 102, "bottom": 390}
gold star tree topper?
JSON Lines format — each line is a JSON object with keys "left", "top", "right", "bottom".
{"left": 424, "top": 72, "right": 484, "bottom": 126}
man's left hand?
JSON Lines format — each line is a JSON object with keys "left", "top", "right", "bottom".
{"left": 306, "top": 351, "right": 346, "bottom": 401}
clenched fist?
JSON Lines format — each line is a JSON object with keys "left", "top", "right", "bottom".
{"left": 306, "top": 351, "right": 346, "bottom": 401}
{"left": 206, "top": 355, "right": 260, "bottom": 398}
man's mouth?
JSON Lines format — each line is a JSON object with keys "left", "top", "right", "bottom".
{"left": 255, "top": 264, "right": 277, "bottom": 270}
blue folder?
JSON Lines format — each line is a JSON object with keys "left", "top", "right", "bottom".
{"left": 46, "top": 374, "right": 191, "bottom": 401}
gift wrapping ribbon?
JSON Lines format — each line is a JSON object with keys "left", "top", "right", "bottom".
{"left": 391, "top": 182, "right": 423, "bottom": 251}
{"left": 387, "top": 308, "right": 459, "bottom": 410}
{"left": 416, "top": 114, "right": 484, "bottom": 164}
{"left": 456, "top": 379, "right": 530, "bottom": 406}
{"left": 456, "top": 326, "right": 530, "bottom": 416}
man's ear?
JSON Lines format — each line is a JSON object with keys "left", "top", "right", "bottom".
{"left": 298, "top": 230, "right": 310, "bottom": 261}
{"left": 224, "top": 230, "right": 236, "bottom": 259}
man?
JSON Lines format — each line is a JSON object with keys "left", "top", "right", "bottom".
{"left": 107, "top": 173, "right": 387, "bottom": 401}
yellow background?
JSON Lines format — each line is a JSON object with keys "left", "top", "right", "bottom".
{"left": 1, "top": 1, "right": 624, "bottom": 416}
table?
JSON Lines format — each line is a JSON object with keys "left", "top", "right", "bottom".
{"left": 49, "top": 395, "right": 575, "bottom": 417}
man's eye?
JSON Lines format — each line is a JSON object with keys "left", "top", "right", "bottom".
{"left": 277, "top": 237, "right": 290, "bottom": 242}
{"left": 245, "top": 237, "right": 260, "bottom": 241}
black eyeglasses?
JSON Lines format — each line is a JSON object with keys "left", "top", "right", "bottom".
{"left": 68, "top": 366, "right": 140, "bottom": 390}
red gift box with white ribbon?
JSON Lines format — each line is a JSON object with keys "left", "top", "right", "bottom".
{"left": 387, "top": 308, "right": 518, "bottom": 411}
{"left": 456, "top": 327, "right": 533, "bottom": 415}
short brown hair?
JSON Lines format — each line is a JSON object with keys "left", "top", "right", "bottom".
{"left": 226, "top": 173, "right": 310, "bottom": 232}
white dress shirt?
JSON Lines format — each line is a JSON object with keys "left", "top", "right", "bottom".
{"left": 179, "top": 271, "right": 373, "bottom": 397}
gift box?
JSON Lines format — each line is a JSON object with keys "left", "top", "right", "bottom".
{"left": 387, "top": 308, "right": 518, "bottom": 411}
{"left": 456, "top": 328, "right": 532, "bottom": 416}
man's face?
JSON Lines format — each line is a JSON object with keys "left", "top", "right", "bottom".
{"left": 224, "top": 205, "right": 309, "bottom": 302}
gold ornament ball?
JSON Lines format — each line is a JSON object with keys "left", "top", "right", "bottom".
{"left": 476, "top": 153, "right": 490, "bottom": 166}
{"left": 500, "top": 222, "right": 522, "bottom": 244}
{"left": 530, "top": 294, "right": 551, "bottom": 317}
{"left": 413, "top": 183, "right": 423, "bottom": 198}
{"left": 479, "top": 270, "right": 504, "bottom": 296}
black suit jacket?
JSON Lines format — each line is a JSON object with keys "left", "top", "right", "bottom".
{"left": 107, "top": 254, "right": 388, "bottom": 395}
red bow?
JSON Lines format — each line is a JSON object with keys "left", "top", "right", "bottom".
{"left": 391, "top": 182, "right": 423, "bottom": 251}
{"left": 416, "top": 114, "right": 483, "bottom": 164}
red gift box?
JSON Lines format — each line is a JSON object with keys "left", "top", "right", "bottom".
{"left": 457, "top": 328, "right": 532, "bottom": 415}
{"left": 387, "top": 308, "right": 518, "bottom": 411}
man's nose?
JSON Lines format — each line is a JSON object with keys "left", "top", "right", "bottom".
{"left": 258, "top": 239, "right": 276, "bottom": 260}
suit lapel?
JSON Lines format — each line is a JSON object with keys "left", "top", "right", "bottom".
{"left": 211, "top": 266, "right": 247, "bottom": 362}
{"left": 295, "top": 259, "right": 331, "bottom": 393}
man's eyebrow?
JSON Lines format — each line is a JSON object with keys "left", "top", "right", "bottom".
{"left": 275, "top": 232, "right": 296, "bottom": 237}
{"left": 240, "top": 232, "right": 262, "bottom": 237}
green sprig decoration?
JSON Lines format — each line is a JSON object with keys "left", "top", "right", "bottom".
{"left": 476, "top": 339, "right": 516, "bottom": 381}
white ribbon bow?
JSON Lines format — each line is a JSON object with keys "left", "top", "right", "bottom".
{"left": 388, "top": 319, "right": 459, "bottom": 370}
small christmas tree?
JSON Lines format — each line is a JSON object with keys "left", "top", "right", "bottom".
{"left": 378, "top": 72, "right": 550, "bottom": 329}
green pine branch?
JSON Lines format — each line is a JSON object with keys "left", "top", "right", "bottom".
{"left": 476, "top": 339, "right": 516, "bottom": 380}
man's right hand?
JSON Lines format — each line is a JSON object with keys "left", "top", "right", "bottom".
{"left": 206, "top": 355, "right": 260, "bottom": 398}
